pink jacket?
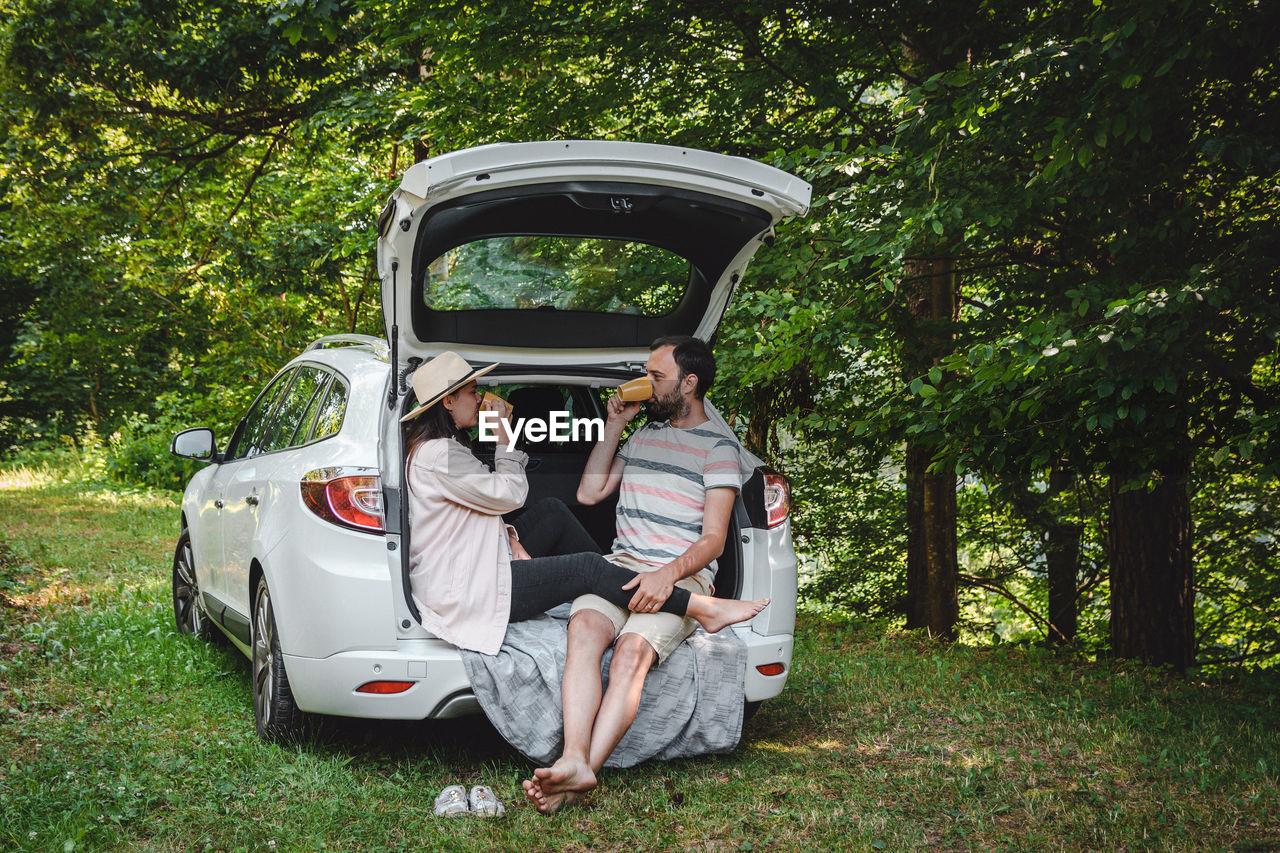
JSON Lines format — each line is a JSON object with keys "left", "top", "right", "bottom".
{"left": 406, "top": 437, "right": 529, "bottom": 654}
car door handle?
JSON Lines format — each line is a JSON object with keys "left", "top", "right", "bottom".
{"left": 245, "top": 495, "right": 259, "bottom": 506}
{"left": 214, "top": 499, "right": 224, "bottom": 509}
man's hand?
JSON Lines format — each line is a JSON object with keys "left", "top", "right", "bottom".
{"left": 577, "top": 396, "right": 636, "bottom": 506}
{"left": 621, "top": 567, "right": 677, "bottom": 613}
{"left": 605, "top": 393, "right": 642, "bottom": 428}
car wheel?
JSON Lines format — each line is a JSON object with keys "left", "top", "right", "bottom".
{"left": 742, "top": 700, "right": 761, "bottom": 726}
{"left": 172, "top": 529, "right": 215, "bottom": 641}
{"left": 252, "top": 577, "right": 310, "bottom": 743}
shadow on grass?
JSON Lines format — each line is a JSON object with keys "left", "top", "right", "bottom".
{"left": 310, "top": 712, "right": 524, "bottom": 765}
{"left": 202, "top": 640, "right": 529, "bottom": 770}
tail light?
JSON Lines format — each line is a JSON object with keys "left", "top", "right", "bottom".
{"left": 301, "top": 467, "right": 384, "bottom": 533}
{"left": 763, "top": 471, "right": 791, "bottom": 529}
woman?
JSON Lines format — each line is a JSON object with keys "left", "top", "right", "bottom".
{"left": 402, "top": 351, "right": 768, "bottom": 656}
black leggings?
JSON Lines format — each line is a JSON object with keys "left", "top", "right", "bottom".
{"left": 505, "top": 497, "right": 693, "bottom": 623}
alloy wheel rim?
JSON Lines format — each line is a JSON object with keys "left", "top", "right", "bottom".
{"left": 253, "top": 584, "right": 274, "bottom": 726}
{"left": 173, "top": 538, "right": 203, "bottom": 634}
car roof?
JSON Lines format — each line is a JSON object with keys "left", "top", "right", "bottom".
{"left": 278, "top": 337, "right": 390, "bottom": 408}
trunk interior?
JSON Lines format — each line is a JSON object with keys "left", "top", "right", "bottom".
{"left": 398, "top": 379, "right": 745, "bottom": 623}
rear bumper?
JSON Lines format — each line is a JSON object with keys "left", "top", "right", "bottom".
{"left": 285, "top": 627, "right": 792, "bottom": 720}
{"left": 283, "top": 638, "right": 477, "bottom": 720}
{"left": 740, "top": 628, "right": 793, "bottom": 702}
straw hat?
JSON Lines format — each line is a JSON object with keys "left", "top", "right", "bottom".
{"left": 400, "top": 351, "right": 499, "bottom": 422}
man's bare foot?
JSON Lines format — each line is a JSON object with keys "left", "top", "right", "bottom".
{"left": 533, "top": 756, "right": 597, "bottom": 796}
{"left": 689, "top": 596, "right": 769, "bottom": 634}
{"left": 522, "top": 777, "right": 544, "bottom": 809}
{"left": 521, "top": 777, "right": 582, "bottom": 815}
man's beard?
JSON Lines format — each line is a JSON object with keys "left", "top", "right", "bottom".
{"left": 645, "top": 390, "right": 690, "bottom": 422}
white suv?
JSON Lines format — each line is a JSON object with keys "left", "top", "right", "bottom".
{"left": 170, "top": 140, "right": 811, "bottom": 742}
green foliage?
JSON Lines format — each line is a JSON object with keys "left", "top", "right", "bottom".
{"left": 0, "top": 0, "right": 390, "bottom": 449}
{"left": 104, "top": 413, "right": 204, "bottom": 492}
{"left": 846, "top": 0, "right": 1278, "bottom": 478}
{"left": 1193, "top": 454, "right": 1280, "bottom": 670}
{"left": 792, "top": 450, "right": 907, "bottom": 618}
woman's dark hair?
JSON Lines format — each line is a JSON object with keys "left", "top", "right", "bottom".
{"left": 650, "top": 335, "right": 716, "bottom": 399}
{"left": 404, "top": 393, "right": 471, "bottom": 469}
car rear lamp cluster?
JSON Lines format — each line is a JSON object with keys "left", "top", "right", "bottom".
{"left": 301, "top": 467, "right": 384, "bottom": 533}
{"left": 762, "top": 471, "right": 791, "bottom": 529}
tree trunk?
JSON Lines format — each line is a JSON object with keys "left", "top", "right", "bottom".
{"left": 896, "top": 16, "right": 966, "bottom": 638}
{"left": 1045, "top": 463, "right": 1081, "bottom": 643}
{"left": 744, "top": 385, "right": 772, "bottom": 459}
{"left": 902, "top": 256, "right": 960, "bottom": 638}
{"left": 1108, "top": 456, "right": 1195, "bottom": 670}
{"left": 905, "top": 440, "right": 959, "bottom": 636}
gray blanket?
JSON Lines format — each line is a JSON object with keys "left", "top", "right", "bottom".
{"left": 460, "top": 607, "right": 747, "bottom": 768}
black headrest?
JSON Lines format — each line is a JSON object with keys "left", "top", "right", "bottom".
{"left": 507, "top": 387, "right": 567, "bottom": 427}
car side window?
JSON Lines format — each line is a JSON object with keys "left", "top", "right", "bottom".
{"left": 310, "top": 377, "right": 348, "bottom": 441}
{"left": 225, "top": 369, "right": 295, "bottom": 462}
{"left": 260, "top": 367, "right": 327, "bottom": 454}
{"left": 289, "top": 374, "right": 332, "bottom": 446}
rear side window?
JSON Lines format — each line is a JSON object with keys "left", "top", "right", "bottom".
{"left": 290, "top": 375, "right": 332, "bottom": 445}
{"left": 261, "top": 367, "right": 327, "bottom": 454}
{"left": 424, "top": 236, "right": 687, "bottom": 316}
{"left": 311, "top": 377, "right": 349, "bottom": 441}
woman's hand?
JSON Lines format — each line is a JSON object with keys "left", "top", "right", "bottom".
{"left": 481, "top": 396, "right": 516, "bottom": 449}
{"left": 509, "top": 532, "right": 531, "bottom": 561}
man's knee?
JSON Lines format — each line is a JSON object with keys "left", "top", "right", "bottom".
{"left": 609, "top": 633, "right": 657, "bottom": 679}
{"left": 568, "top": 610, "right": 616, "bottom": 647}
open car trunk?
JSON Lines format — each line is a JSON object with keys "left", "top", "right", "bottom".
{"left": 374, "top": 141, "right": 809, "bottom": 639}
{"left": 401, "top": 376, "right": 749, "bottom": 620}
{"left": 377, "top": 140, "right": 811, "bottom": 369}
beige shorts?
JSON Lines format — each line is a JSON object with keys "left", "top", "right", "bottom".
{"left": 569, "top": 552, "right": 713, "bottom": 666}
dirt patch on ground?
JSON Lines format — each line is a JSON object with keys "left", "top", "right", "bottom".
{"left": 8, "top": 580, "right": 93, "bottom": 609}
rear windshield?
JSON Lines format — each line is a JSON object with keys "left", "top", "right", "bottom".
{"left": 423, "top": 236, "right": 688, "bottom": 316}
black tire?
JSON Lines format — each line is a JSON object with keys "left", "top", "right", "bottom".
{"left": 251, "top": 576, "right": 310, "bottom": 743}
{"left": 172, "top": 529, "right": 216, "bottom": 641}
{"left": 742, "top": 700, "right": 762, "bottom": 726}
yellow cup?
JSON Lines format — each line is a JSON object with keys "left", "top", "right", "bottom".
{"left": 616, "top": 377, "right": 653, "bottom": 402}
{"left": 482, "top": 391, "right": 512, "bottom": 415}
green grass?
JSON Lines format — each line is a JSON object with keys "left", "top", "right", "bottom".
{"left": 1, "top": 466, "right": 1278, "bottom": 852}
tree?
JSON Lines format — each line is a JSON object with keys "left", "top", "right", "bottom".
{"left": 875, "top": 0, "right": 1279, "bottom": 669}
{"left": 0, "top": 0, "right": 394, "bottom": 442}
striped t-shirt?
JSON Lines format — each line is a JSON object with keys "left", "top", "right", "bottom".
{"left": 611, "top": 420, "right": 742, "bottom": 584}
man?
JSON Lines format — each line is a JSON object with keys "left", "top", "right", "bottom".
{"left": 522, "top": 335, "right": 765, "bottom": 814}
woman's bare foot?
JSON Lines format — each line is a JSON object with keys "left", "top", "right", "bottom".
{"left": 688, "top": 596, "right": 769, "bottom": 634}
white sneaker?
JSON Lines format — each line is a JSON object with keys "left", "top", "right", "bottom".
{"left": 469, "top": 785, "right": 505, "bottom": 817}
{"left": 433, "top": 784, "right": 469, "bottom": 817}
